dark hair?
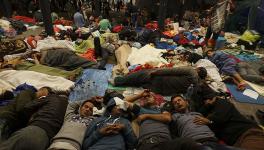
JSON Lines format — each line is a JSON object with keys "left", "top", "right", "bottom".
{"left": 81, "top": 98, "right": 96, "bottom": 107}
{"left": 103, "top": 90, "right": 124, "bottom": 105}
{"left": 205, "top": 49, "right": 213, "bottom": 56}
{"left": 0, "top": 90, "right": 14, "bottom": 100}
{"left": 197, "top": 67, "right": 207, "bottom": 79}
{"left": 40, "top": 87, "right": 54, "bottom": 95}
{"left": 187, "top": 53, "right": 203, "bottom": 64}
{"left": 171, "top": 94, "right": 185, "bottom": 101}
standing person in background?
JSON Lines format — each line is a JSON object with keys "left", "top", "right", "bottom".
{"left": 74, "top": 9, "right": 86, "bottom": 28}
{"left": 205, "top": 0, "right": 231, "bottom": 48}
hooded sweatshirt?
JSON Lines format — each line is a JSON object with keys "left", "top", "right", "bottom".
{"left": 82, "top": 98, "right": 137, "bottom": 150}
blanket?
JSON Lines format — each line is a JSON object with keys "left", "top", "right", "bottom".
{"left": 34, "top": 37, "right": 75, "bottom": 52}
{"left": 0, "top": 40, "right": 28, "bottom": 60}
{"left": 0, "top": 70, "right": 74, "bottom": 91}
{"left": 16, "top": 61, "right": 83, "bottom": 79}
{"left": 43, "top": 49, "right": 96, "bottom": 71}
{"left": 74, "top": 37, "right": 105, "bottom": 54}
{"left": 127, "top": 44, "right": 168, "bottom": 67}
{"left": 69, "top": 64, "right": 113, "bottom": 101}
{"left": 195, "top": 59, "right": 227, "bottom": 92}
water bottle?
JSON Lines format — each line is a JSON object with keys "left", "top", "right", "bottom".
{"left": 185, "top": 84, "right": 194, "bottom": 100}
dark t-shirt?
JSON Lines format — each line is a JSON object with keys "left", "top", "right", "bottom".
{"left": 208, "top": 99, "right": 257, "bottom": 145}
{"left": 131, "top": 105, "right": 171, "bottom": 142}
{"left": 151, "top": 76, "right": 193, "bottom": 96}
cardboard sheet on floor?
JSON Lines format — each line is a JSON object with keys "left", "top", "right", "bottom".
{"left": 69, "top": 64, "right": 113, "bottom": 101}
{"left": 226, "top": 83, "right": 264, "bottom": 105}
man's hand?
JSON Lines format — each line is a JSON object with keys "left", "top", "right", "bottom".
{"left": 99, "top": 126, "right": 117, "bottom": 136}
{"left": 137, "top": 114, "right": 149, "bottom": 123}
{"left": 193, "top": 116, "right": 211, "bottom": 125}
{"left": 99, "top": 124, "right": 125, "bottom": 136}
{"left": 139, "top": 89, "right": 151, "bottom": 98}
{"left": 112, "top": 123, "right": 125, "bottom": 132}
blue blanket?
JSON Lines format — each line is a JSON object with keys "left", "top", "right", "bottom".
{"left": 226, "top": 83, "right": 264, "bottom": 105}
{"left": 69, "top": 64, "right": 113, "bottom": 101}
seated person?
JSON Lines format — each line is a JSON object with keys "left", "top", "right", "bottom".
{"left": 197, "top": 89, "right": 264, "bottom": 150}
{"left": 74, "top": 10, "right": 85, "bottom": 28}
{"left": 206, "top": 50, "right": 246, "bottom": 90}
{"left": 236, "top": 62, "right": 264, "bottom": 85}
{"left": 82, "top": 97, "right": 137, "bottom": 150}
{"left": 32, "top": 48, "right": 96, "bottom": 71}
{"left": 0, "top": 87, "right": 52, "bottom": 141}
{"left": 99, "top": 18, "right": 112, "bottom": 32}
{"left": 168, "top": 95, "right": 239, "bottom": 150}
{"left": 49, "top": 97, "right": 103, "bottom": 150}
{"left": 0, "top": 88, "right": 68, "bottom": 150}
{"left": 110, "top": 66, "right": 207, "bottom": 96}
{"left": 126, "top": 90, "right": 202, "bottom": 150}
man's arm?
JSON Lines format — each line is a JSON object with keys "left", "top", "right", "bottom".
{"left": 207, "top": 100, "right": 233, "bottom": 124}
{"left": 82, "top": 119, "right": 104, "bottom": 150}
{"left": 64, "top": 101, "right": 82, "bottom": 121}
{"left": 23, "top": 99, "right": 48, "bottom": 114}
{"left": 124, "top": 89, "right": 150, "bottom": 103}
{"left": 15, "top": 90, "right": 36, "bottom": 112}
{"left": 122, "top": 121, "right": 138, "bottom": 150}
{"left": 137, "top": 111, "right": 172, "bottom": 123}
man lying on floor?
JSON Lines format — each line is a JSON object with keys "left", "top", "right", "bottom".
{"left": 197, "top": 87, "right": 264, "bottom": 150}
{"left": 109, "top": 66, "right": 207, "bottom": 96}
{"left": 82, "top": 97, "right": 137, "bottom": 150}
{"left": 31, "top": 48, "right": 96, "bottom": 71}
{"left": 125, "top": 90, "right": 204, "bottom": 150}
{"left": 0, "top": 87, "right": 53, "bottom": 141}
{"left": 49, "top": 97, "right": 104, "bottom": 150}
{"left": 0, "top": 88, "right": 68, "bottom": 150}
{"left": 1, "top": 58, "right": 82, "bottom": 81}
{"left": 167, "top": 94, "right": 240, "bottom": 150}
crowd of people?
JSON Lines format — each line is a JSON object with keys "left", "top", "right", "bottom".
{"left": 1, "top": 0, "right": 264, "bottom": 150}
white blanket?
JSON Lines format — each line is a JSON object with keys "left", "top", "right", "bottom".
{"left": 195, "top": 59, "right": 227, "bottom": 92}
{"left": 0, "top": 19, "right": 10, "bottom": 30}
{"left": 127, "top": 44, "right": 168, "bottom": 67}
{"left": 34, "top": 37, "right": 75, "bottom": 52}
{"left": 0, "top": 70, "right": 74, "bottom": 91}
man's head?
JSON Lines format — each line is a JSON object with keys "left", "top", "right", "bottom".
{"left": 141, "top": 92, "right": 157, "bottom": 107}
{"left": 205, "top": 49, "right": 214, "bottom": 58}
{"left": 106, "top": 97, "right": 127, "bottom": 117}
{"left": 80, "top": 100, "right": 94, "bottom": 117}
{"left": 171, "top": 95, "right": 189, "bottom": 113}
{"left": 197, "top": 67, "right": 207, "bottom": 80}
{"left": 201, "top": 86, "right": 218, "bottom": 106}
{"left": 36, "top": 87, "right": 54, "bottom": 98}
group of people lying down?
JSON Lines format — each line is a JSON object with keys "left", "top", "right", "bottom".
{"left": 0, "top": 87, "right": 264, "bottom": 150}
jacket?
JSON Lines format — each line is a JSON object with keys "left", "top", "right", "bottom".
{"left": 82, "top": 99, "right": 137, "bottom": 150}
